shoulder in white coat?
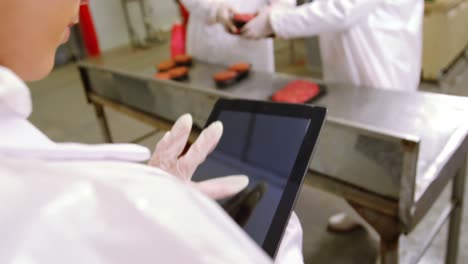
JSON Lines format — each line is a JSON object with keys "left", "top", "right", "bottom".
{"left": 0, "top": 158, "right": 274, "bottom": 264}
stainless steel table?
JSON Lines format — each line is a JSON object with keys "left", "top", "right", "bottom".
{"left": 78, "top": 59, "right": 468, "bottom": 264}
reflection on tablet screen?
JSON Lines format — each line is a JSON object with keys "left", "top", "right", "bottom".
{"left": 193, "top": 111, "right": 310, "bottom": 246}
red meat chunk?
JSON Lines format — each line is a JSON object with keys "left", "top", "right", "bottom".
{"left": 271, "top": 80, "right": 320, "bottom": 103}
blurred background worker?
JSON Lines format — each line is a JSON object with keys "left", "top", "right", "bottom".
{"left": 240, "top": 0, "right": 423, "bottom": 231}
{"left": 180, "top": 0, "right": 295, "bottom": 72}
{"left": 242, "top": 0, "right": 423, "bottom": 91}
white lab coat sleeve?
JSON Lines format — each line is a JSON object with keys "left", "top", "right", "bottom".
{"left": 0, "top": 159, "right": 274, "bottom": 264}
{"left": 270, "top": 0, "right": 383, "bottom": 38}
{"left": 180, "top": 0, "right": 225, "bottom": 23}
{"left": 274, "top": 212, "right": 304, "bottom": 264}
{"left": 270, "top": 0, "right": 296, "bottom": 8}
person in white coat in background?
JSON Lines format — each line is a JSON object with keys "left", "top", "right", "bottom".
{"left": 242, "top": 0, "right": 423, "bottom": 91}
{"left": 0, "top": 0, "right": 303, "bottom": 263}
{"left": 241, "top": 0, "right": 423, "bottom": 231}
{"left": 180, "top": 0, "right": 296, "bottom": 72}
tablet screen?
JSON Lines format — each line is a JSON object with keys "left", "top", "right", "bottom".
{"left": 192, "top": 110, "right": 311, "bottom": 247}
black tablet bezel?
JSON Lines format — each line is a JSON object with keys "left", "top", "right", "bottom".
{"left": 203, "top": 99, "right": 327, "bottom": 258}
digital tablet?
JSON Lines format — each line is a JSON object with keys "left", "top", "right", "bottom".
{"left": 192, "top": 99, "right": 326, "bottom": 258}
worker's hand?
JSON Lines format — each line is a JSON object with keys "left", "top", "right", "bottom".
{"left": 215, "top": 3, "right": 237, "bottom": 33}
{"left": 241, "top": 7, "right": 274, "bottom": 40}
{"left": 149, "top": 114, "right": 249, "bottom": 200}
{"left": 275, "top": 212, "right": 304, "bottom": 264}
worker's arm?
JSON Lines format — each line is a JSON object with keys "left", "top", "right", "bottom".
{"left": 275, "top": 212, "right": 304, "bottom": 264}
{"left": 180, "top": 0, "right": 236, "bottom": 32}
{"left": 270, "top": 0, "right": 296, "bottom": 8}
{"left": 270, "top": 0, "right": 382, "bottom": 38}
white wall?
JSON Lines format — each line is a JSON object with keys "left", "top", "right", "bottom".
{"left": 88, "top": 1, "right": 129, "bottom": 51}
{"left": 88, "top": 0, "right": 179, "bottom": 51}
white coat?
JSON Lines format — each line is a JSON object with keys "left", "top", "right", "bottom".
{"left": 0, "top": 65, "right": 303, "bottom": 263}
{"left": 270, "top": 0, "right": 423, "bottom": 91}
{"left": 181, "top": 0, "right": 296, "bottom": 73}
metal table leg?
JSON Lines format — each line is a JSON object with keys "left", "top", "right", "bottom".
{"left": 445, "top": 156, "right": 467, "bottom": 264}
{"left": 93, "top": 104, "right": 113, "bottom": 143}
{"left": 350, "top": 201, "right": 401, "bottom": 264}
{"left": 381, "top": 238, "right": 399, "bottom": 264}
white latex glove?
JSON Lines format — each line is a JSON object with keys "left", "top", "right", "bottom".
{"left": 149, "top": 114, "right": 249, "bottom": 200}
{"left": 216, "top": 3, "right": 237, "bottom": 33}
{"left": 275, "top": 212, "right": 304, "bottom": 264}
{"left": 241, "top": 7, "right": 274, "bottom": 40}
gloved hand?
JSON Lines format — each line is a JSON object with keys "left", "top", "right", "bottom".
{"left": 241, "top": 7, "right": 274, "bottom": 40}
{"left": 149, "top": 114, "right": 249, "bottom": 200}
{"left": 215, "top": 3, "right": 237, "bottom": 33}
{"left": 275, "top": 212, "right": 304, "bottom": 264}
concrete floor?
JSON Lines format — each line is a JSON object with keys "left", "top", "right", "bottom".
{"left": 27, "top": 39, "right": 468, "bottom": 263}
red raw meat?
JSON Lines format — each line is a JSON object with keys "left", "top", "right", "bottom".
{"left": 154, "top": 72, "right": 171, "bottom": 80}
{"left": 228, "top": 62, "right": 251, "bottom": 74}
{"left": 213, "top": 71, "right": 237, "bottom": 82}
{"left": 168, "top": 67, "right": 189, "bottom": 80}
{"left": 272, "top": 80, "right": 320, "bottom": 103}
{"left": 233, "top": 14, "right": 256, "bottom": 23}
{"left": 157, "top": 59, "right": 176, "bottom": 72}
{"left": 232, "top": 13, "right": 256, "bottom": 32}
{"left": 174, "top": 54, "right": 193, "bottom": 66}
